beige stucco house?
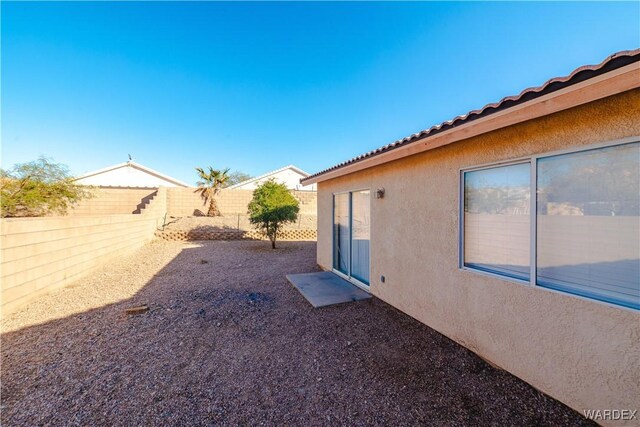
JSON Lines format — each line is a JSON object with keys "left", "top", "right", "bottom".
{"left": 302, "top": 50, "right": 639, "bottom": 421}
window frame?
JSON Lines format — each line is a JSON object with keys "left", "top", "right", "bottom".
{"left": 332, "top": 188, "right": 371, "bottom": 290}
{"left": 458, "top": 135, "right": 640, "bottom": 310}
{"left": 332, "top": 192, "right": 351, "bottom": 275}
{"left": 459, "top": 158, "right": 533, "bottom": 284}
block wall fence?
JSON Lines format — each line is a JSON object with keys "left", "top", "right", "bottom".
{"left": 0, "top": 189, "right": 168, "bottom": 317}
{"left": 68, "top": 187, "right": 317, "bottom": 222}
{"left": 165, "top": 188, "right": 317, "bottom": 218}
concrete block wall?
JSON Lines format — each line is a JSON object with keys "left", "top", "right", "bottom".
{"left": 142, "top": 187, "right": 167, "bottom": 219}
{"left": 69, "top": 188, "right": 157, "bottom": 216}
{"left": 1, "top": 189, "right": 167, "bottom": 317}
{"left": 291, "top": 190, "right": 317, "bottom": 216}
{"left": 166, "top": 188, "right": 207, "bottom": 216}
{"left": 217, "top": 189, "right": 254, "bottom": 215}
{"left": 166, "top": 188, "right": 257, "bottom": 216}
{"left": 165, "top": 188, "right": 317, "bottom": 226}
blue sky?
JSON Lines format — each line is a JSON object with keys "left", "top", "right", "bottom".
{"left": 2, "top": 2, "right": 638, "bottom": 185}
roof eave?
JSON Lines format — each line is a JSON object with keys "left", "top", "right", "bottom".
{"left": 75, "top": 161, "right": 190, "bottom": 188}
{"left": 74, "top": 162, "right": 129, "bottom": 180}
{"left": 228, "top": 165, "right": 310, "bottom": 189}
{"left": 129, "top": 162, "right": 191, "bottom": 187}
{"left": 302, "top": 61, "right": 640, "bottom": 185}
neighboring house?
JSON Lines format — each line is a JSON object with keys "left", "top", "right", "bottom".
{"left": 75, "top": 161, "right": 190, "bottom": 188}
{"left": 302, "top": 50, "right": 639, "bottom": 417}
{"left": 228, "top": 165, "right": 317, "bottom": 191}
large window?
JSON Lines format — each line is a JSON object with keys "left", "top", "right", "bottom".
{"left": 537, "top": 143, "right": 639, "bottom": 309}
{"left": 464, "top": 163, "right": 531, "bottom": 280}
{"left": 461, "top": 139, "right": 639, "bottom": 310}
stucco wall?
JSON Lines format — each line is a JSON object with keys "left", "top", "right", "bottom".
{"left": 316, "top": 90, "right": 640, "bottom": 420}
{"left": 1, "top": 189, "right": 167, "bottom": 317}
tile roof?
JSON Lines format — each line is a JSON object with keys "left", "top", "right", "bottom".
{"left": 303, "top": 49, "right": 640, "bottom": 183}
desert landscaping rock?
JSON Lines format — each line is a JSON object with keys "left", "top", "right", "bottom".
{"left": 1, "top": 240, "right": 593, "bottom": 426}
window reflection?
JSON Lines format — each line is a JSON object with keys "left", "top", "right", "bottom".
{"left": 333, "top": 194, "right": 350, "bottom": 274}
{"left": 537, "top": 142, "right": 640, "bottom": 309}
{"left": 464, "top": 163, "right": 531, "bottom": 280}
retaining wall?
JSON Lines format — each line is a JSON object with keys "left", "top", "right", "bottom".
{"left": 155, "top": 229, "right": 317, "bottom": 241}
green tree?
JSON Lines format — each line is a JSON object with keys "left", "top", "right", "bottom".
{"left": 195, "top": 166, "right": 230, "bottom": 216}
{"left": 223, "top": 171, "right": 253, "bottom": 188}
{"left": 248, "top": 180, "right": 300, "bottom": 249}
{"left": 1, "top": 157, "right": 92, "bottom": 217}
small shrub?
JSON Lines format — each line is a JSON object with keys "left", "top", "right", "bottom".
{"left": 247, "top": 180, "right": 299, "bottom": 249}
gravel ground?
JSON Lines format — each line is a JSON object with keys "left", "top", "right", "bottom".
{"left": 1, "top": 240, "right": 593, "bottom": 426}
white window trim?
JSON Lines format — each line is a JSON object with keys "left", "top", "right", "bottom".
{"left": 458, "top": 135, "right": 640, "bottom": 311}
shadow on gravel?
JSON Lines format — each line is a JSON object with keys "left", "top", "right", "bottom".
{"left": 1, "top": 241, "right": 594, "bottom": 426}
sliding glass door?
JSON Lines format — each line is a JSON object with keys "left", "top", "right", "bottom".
{"left": 333, "top": 190, "right": 370, "bottom": 286}
{"left": 351, "top": 190, "right": 370, "bottom": 284}
{"left": 333, "top": 193, "right": 350, "bottom": 275}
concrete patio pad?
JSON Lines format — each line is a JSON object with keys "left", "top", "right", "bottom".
{"left": 286, "top": 271, "right": 371, "bottom": 308}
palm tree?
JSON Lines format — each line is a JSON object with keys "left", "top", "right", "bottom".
{"left": 195, "top": 166, "right": 230, "bottom": 216}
